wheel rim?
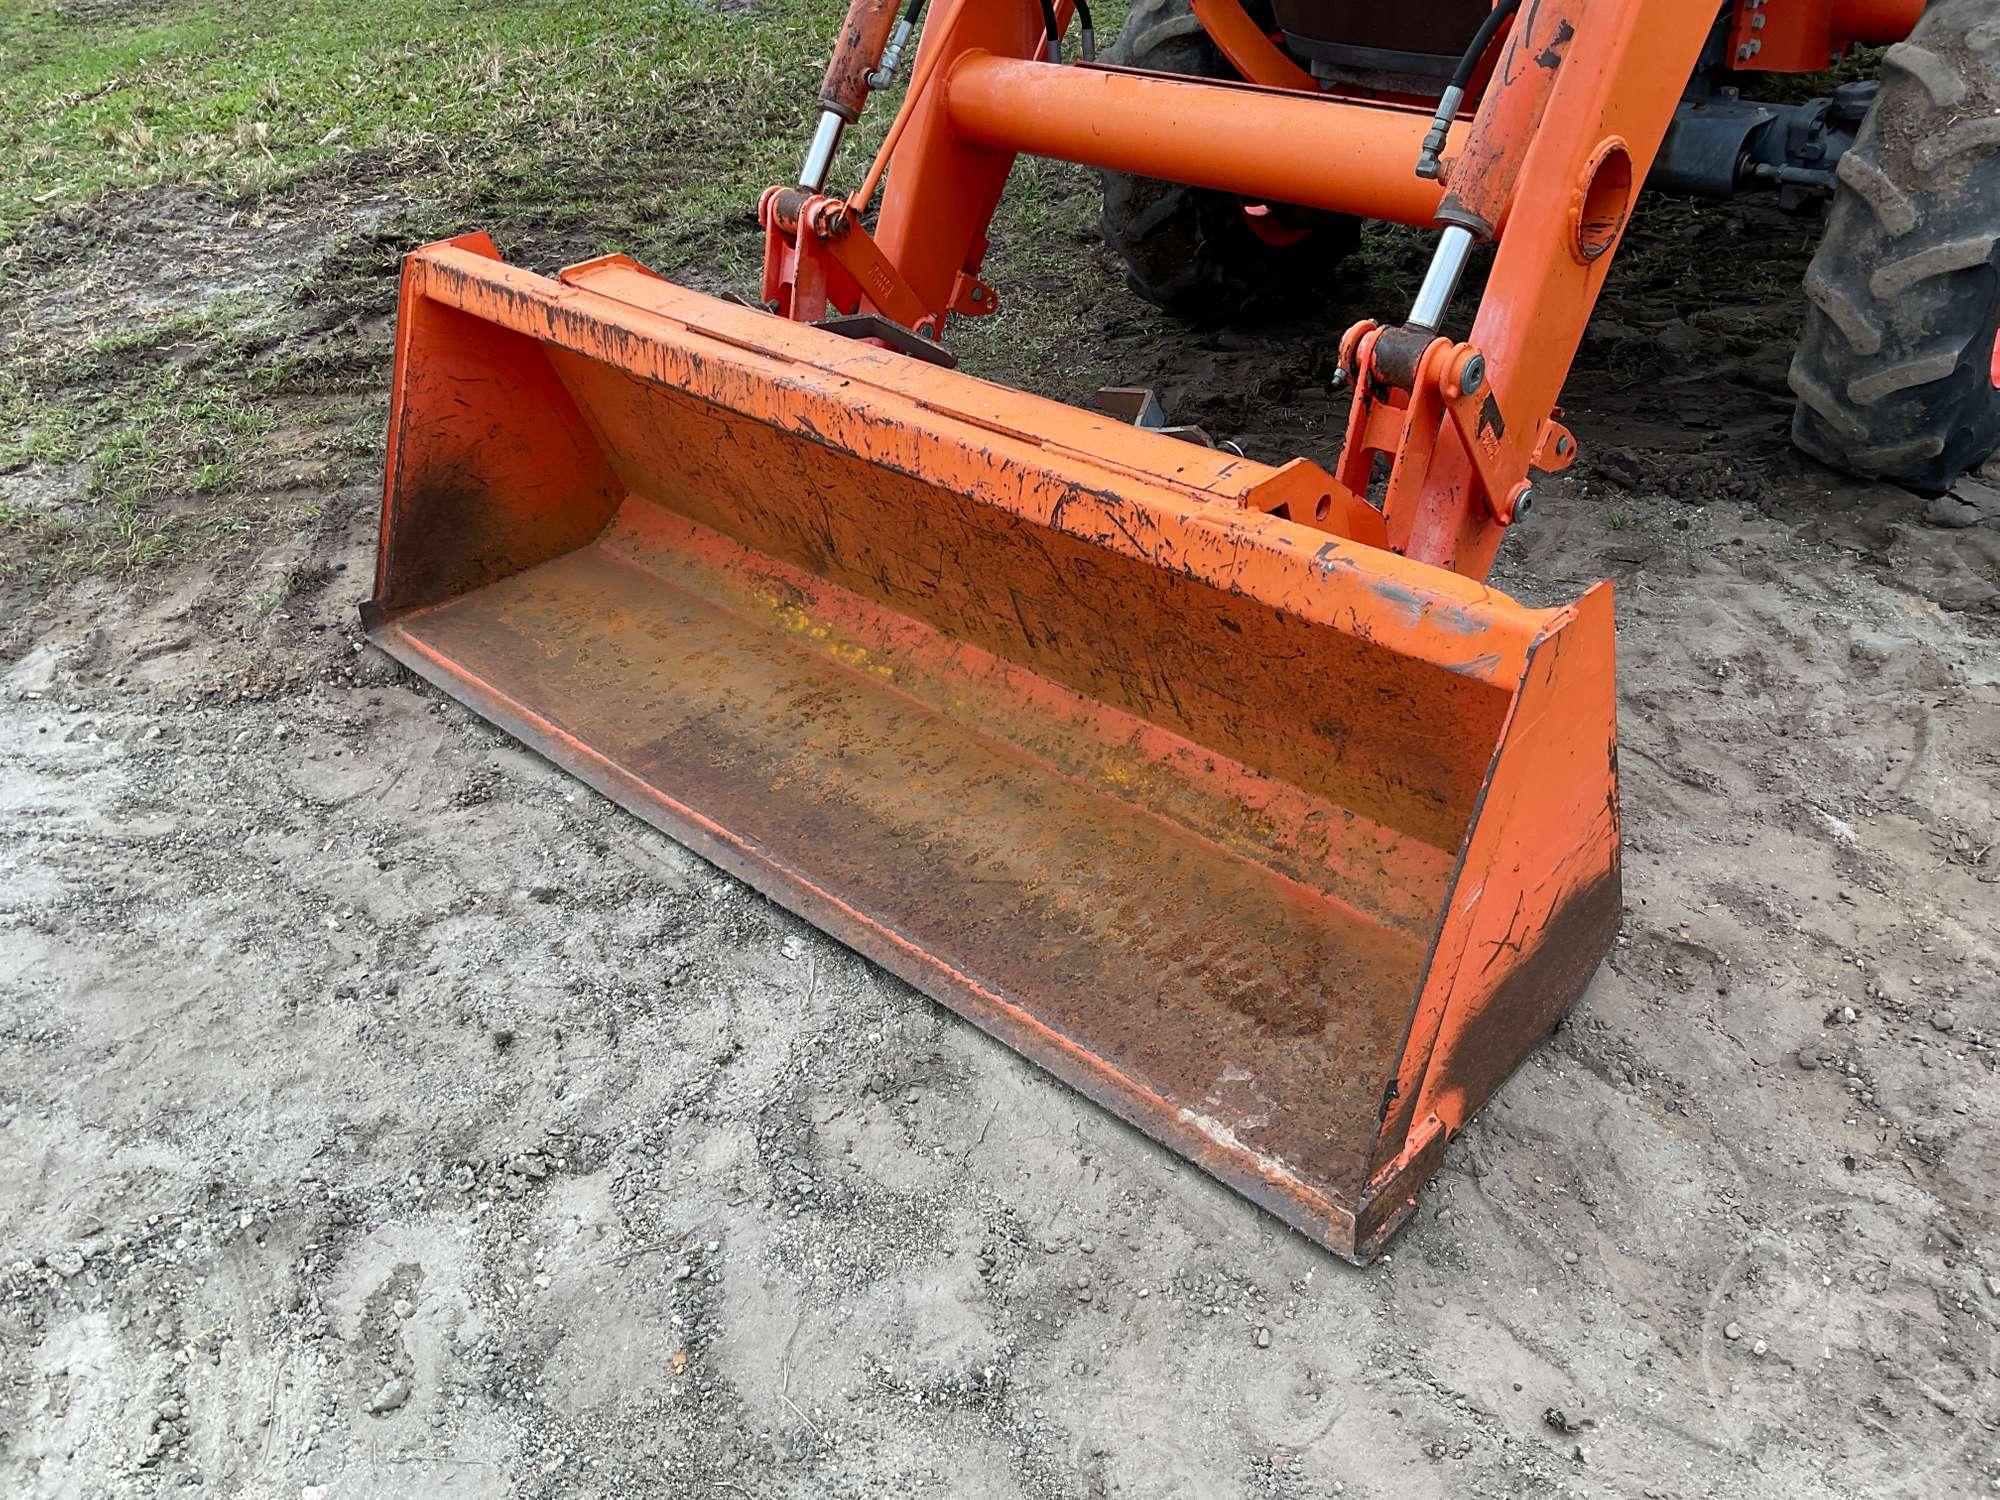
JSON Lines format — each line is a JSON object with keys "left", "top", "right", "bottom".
{"left": 1239, "top": 201, "right": 1313, "bottom": 248}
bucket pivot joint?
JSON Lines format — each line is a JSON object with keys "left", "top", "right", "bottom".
{"left": 759, "top": 186, "right": 941, "bottom": 338}
{"left": 1336, "top": 321, "right": 1579, "bottom": 532}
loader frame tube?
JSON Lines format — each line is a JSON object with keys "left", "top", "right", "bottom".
{"left": 943, "top": 57, "right": 1457, "bottom": 227}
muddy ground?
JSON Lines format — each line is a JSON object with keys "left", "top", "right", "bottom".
{"left": 3, "top": 118, "right": 2000, "bottom": 1500}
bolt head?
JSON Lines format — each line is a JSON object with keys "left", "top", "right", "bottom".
{"left": 1512, "top": 487, "right": 1535, "bottom": 520}
{"left": 1459, "top": 354, "right": 1485, "bottom": 394}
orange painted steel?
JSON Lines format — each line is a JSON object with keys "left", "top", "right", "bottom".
{"left": 1731, "top": 0, "right": 1920, "bottom": 72}
{"left": 1832, "top": 0, "right": 1921, "bottom": 45}
{"left": 1190, "top": 0, "right": 1316, "bottom": 91}
{"left": 867, "top": 0, "right": 1047, "bottom": 318}
{"left": 366, "top": 237, "right": 1622, "bottom": 1263}
{"left": 819, "top": 0, "right": 902, "bottom": 118}
{"left": 1388, "top": 0, "right": 1718, "bottom": 576}
{"left": 943, "top": 56, "right": 1457, "bottom": 228}
{"left": 1433, "top": 0, "right": 1573, "bottom": 238}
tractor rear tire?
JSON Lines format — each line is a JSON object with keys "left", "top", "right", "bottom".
{"left": 1098, "top": 0, "right": 1359, "bottom": 324}
{"left": 1790, "top": 0, "right": 2000, "bottom": 492}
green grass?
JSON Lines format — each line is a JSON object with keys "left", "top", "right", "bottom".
{"left": 0, "top": 370, "right": 85, "bottom": 470}
{"left": 0, "top": 349, "right": 275, "bottom": 577}
{"left": 88, "top": 363, "right": 269, "bottom": 509}
{"left": 0, "top": 0, "right": 847, "bottom": 248}
{"left": 0, "top": 0, "right": 879, "bottom": 581}
{"left": 0, "top": 0, "right": 1143, "bottom": 583}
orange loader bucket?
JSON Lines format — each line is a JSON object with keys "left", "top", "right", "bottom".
{"left": 364, "top": 236, "right": 1621, "bottom": 1263}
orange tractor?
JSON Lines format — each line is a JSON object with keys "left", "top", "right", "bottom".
{"left": 364, "top": 0, "right": 1989, "bottom": 1261}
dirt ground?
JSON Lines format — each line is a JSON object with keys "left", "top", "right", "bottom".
{"left": 3, "top": 127, "right": 1999, "bottom": 1500}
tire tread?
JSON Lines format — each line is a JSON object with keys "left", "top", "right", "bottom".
{"left": 1791, "top": 0, "right": 2000, "bottom": 491}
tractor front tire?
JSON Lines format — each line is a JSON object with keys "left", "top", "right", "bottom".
{"left": 1790, "top": 0, "right": 2000, "bottom": 492}
{"left": 1098, "top": 0, "right": 1359, "bottom": 324}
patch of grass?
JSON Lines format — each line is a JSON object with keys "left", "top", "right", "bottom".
{"left": 0, "top": 353, "right": 277, "bottom": 579}
{"left": 0, "top": 0, "right": 847, "bottom": 248}
{"left": 82, "top": 304, "right": 214, "bottom": 358}
{"left": 0, "top": 494, "right": 85, "bottom": 578}
{"left": 0, "top": 372, "right": 87, "bottom": 471}
{"left": 88, "top": 363, "right": 271, "bottom": 512}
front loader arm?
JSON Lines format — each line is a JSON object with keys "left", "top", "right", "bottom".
{"left": 762, "top": 0, "right": 1716, "bottom": 585}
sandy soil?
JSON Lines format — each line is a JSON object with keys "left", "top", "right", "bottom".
{"left": 2, "top": 156, "right": 1998, "bottom": 1500}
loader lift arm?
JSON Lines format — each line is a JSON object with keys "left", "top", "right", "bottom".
{"left": 760, "top": 0, "right": 1713, "bottom": 580}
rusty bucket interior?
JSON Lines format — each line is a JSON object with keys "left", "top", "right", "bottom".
{"left": 365, "top": 235, "right": 1622, "bottom": 1263}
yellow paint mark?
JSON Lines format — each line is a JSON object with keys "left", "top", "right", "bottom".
{"left": 753, "top": 591, "right": 894, "bottom": 678}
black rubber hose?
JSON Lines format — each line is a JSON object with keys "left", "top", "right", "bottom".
{"left": 1074, "top": 0, "right": 1095, "bottom": 62}
{"left": 1037, "top": 0, "right": 1062, "bottom": 62}
{"left": 1451, "top": 0, "right": 1521, "bottom": 95}
{"left": 1417, "top": 0, "right": 1522, "bottom": 178}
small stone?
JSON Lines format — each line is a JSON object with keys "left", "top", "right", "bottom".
{"left": 704, "top": 1239, "right": 720, "bottom": 1254}
{"left": 365, "top": 1377, "right": 410, "bottom": 1415}
{"left": 46, "top": 1250, "right": 85, "bottom": 1278}
{"left": 1562, "top": 1250, "right": 1580, "bottom": 1266}
{"left": 1724, "top": 1322, "right": 1742, "bottom": 1341}
{"left": 674, "top": 1265, "right": 693, "bottom": 1281}
{"left": 1931, "top": 1010, "right": 1958, "bottom": 1033}
{"left": 1795, "top": 1050, "right": 1819, "bottom": 1072}
{"left": 1752, "top": 1339, "right": 1768, "bottom": 1356}
{"left": 1922, "top": 494, "right": 1985, "bottom": 530}
{"left": 158, "top": 1400, "right": 182, "bottom": 1422}
{"left": 1255, "top": 1327, "right": 1272, "bottom": 1349}
{"left": 392, "top": 1299, "right": 414, "bottom": 1320}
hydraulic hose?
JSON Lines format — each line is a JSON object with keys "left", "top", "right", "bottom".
{"left": 1037, "top": 0, "right": 1063, "bottom": 62}
{"left": 1416, "top": 0, "right": 1522, "bottom": 180}
{"left": 1034, "top": 0, "right": 1095, "bottom": 63}
{"left": 866, "top": 0, "right": 930, "bottom": 88}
